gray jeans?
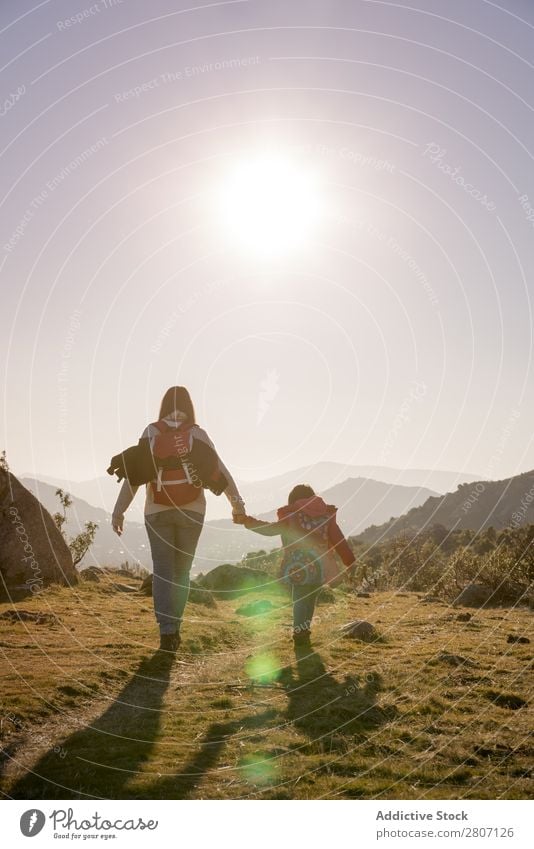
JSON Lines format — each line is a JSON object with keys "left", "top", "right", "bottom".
{"left": 145, "top": 509, "right": 203, "bottom": 635}
{"left": 292, "top": 584, "right": 322, "bottom": 634}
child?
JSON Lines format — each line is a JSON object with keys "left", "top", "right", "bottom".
{"left": 242, "top": 484, "right": 356, "bottom": 645}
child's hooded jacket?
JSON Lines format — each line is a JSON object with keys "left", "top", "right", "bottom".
{"left": 244, "top": 495, "right": 355, "bottom": 585}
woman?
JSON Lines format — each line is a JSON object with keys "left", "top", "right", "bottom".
{"left": 112, "top": 386, "right": 246, "bottom": 652}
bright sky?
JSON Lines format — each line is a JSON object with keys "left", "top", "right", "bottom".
{"left": 1, "top": 0, "right": 534, "bottom": 485}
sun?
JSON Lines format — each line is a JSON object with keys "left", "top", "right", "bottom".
{"left": 217, "top": 154, "right": 320, "bottom": 258}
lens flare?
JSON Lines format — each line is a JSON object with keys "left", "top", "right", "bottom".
{"left": 245, "top": 652, "right": 280, "bottom": 684}
{"left": 240, "top": 752, "right": 278, "bottom": 787}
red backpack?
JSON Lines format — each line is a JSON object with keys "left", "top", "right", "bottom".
{"left": 149, "top": 420, "right": 202, "bottom": 507}
{"left": 279, "top": 508, "right": 343, "bottom": 587}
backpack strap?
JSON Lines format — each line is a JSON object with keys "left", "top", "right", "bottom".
{"left": 152, "top": 419, "right": 171, "bottom": 433}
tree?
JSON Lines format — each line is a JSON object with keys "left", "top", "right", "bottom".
{"left": 53, "top": 488, "right": 98, "bottom": 567}
{"left": 69, "top": 521, "right": 98, "bottom": 567}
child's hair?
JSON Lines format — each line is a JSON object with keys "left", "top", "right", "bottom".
{"left": 288, "top": 484, "right": 316, "bottom": 504}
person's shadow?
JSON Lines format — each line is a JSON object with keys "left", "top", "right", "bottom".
{"left": 145, "top": 708, "right": 278, "bottom": 799}
{"left": 144, "top": 644, "right": 393, "bottom": 799}
{"left": 7, "top": 646, "right": 394, "bottom": 800}
{"left": 8, "top": 652, "right": 174, "bottom": 799}
{"left": 280, "top": 644, "right": 392, "bottom": 754}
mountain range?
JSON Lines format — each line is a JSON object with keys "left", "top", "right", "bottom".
{"left": 20, "top": 469, "right": 440, "bottom": 573}
{"left": 357, "top": 469, "right": 534, "bottom": 544}
{"left": 20, "top": 461, "right": 480, "bottom": 521}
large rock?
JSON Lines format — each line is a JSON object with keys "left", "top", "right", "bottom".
{"left": 196, "top": 563, "right": 270, "bottom": 594}
{"left": 0, "top": 468, "right": 78, "bottom": 599}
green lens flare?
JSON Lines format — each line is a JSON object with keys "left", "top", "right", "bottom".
{"left": 245, "top": 652, "right": 280, "bottom": 684}
{"left": 240, "top": 752, "right": 277, "bottom": 786}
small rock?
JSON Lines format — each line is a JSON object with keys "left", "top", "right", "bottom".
{"left": 456, "top": 612, "right": 472, "bottom": 622}
{"left": 317, "top": 586, "right": 336, "bottom": 604}
{"left": 189, "top": 583, "right": 217, "bottom": 608}
{"left": 422, "top": 595, "right": 442, "bottom": 603}
{"left": 485, "top": 690, "right": 527, "bottom": 710}
{"left": 0, "top": 609, "right": 58, "bottom": 624}
{"left": 111, "top": 583, "right": 138, "bottom": 593}
{"left": 507, "top": 634, "right": 530, "bottom": 645}
{"left": 140, "top": 575, "right": 153, "bottom": 596}
{"left": 80, "top": 568, "right": 100, "bottom": 582}
{"left": 356, "top": 591, "right": 371, "bottom": 598}
{"left": 438, "top": 652, "right": 477, "bottom": 667}
{"left": 340, "top": 619, "right": 378, "bottom": 641}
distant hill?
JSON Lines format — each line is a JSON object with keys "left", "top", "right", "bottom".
{"left": 19, "top": 461, "right": 480, "bottom": 521}
{"left": 234, "top": 462, "right": 479, "bottom": 517}
{"left": 194, "top": 477, "right": 436, "bottom": 567}
{"left": 356, "top": 469, "right": 534, "bottom": 544}
{"left": 21, "top": 475, "right": 435, "bottom": 573}
{"left": 20, "top": 478, "right": 150, "bottom": 570}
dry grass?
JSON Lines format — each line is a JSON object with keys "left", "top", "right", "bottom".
{"left": 0, "top": 580, "right": 532, "bottom": 799}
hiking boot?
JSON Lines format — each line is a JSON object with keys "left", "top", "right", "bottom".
{"left": 293, "top": 629, "right": 312, "bottom": 646}
{"left": 159, "top": 633, "right": 181, "bottom": 653}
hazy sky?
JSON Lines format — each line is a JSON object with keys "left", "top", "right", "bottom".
{"left": 2, "top": 0, "right": 534, "bottom": 487}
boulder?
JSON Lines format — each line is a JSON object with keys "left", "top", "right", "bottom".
{"left": 453, "top": 583, "right": 494, "bottom": 608}
{"left": 507, "top": 634, "right": 530, "bottom": 645}
{"left": 340, "top": 619, "right": 378, "bottom": 641}
{"left": 0, "top": 468, "right": 78, "bottom": 599}
{"left": 196, "top": 563, "right": 270, "bottom": 594}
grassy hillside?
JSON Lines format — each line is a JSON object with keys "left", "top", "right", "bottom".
{"left": 0, "top": 578, "right": 531, "bottom": 800}
{"left": 359, "top": 470, "right": 534, "bottom": 544}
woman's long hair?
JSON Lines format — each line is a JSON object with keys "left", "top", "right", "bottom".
{"left": 158, "top": 386, "right": 196, "bottom": 423}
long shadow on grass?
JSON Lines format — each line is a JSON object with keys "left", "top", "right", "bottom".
{"left": 144, "top": 646, "right": 394, "bottom": 799}
{"left": 145, "top": 708, "right": 278, "bottom": 799}
{"left": 282, "top": 645, "right": 392, "bottom": 747}
{"left": 8, "top": 652, "right": 173, "bottom": 799}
